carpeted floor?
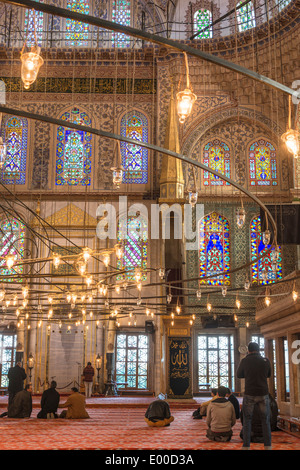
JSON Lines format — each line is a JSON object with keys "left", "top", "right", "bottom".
{"left": 0, "top": 396, "right": 299, "bottom": 451}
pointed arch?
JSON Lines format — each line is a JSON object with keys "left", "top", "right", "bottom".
{"left": 199, "top": 212, "right": 230, "bottom": 286}
{"left": 1, "top": 115, "right": 28, "bottom": 185}
{"left": 250, "top": 215, "right": 282, "bottom": 285}
{"left": 193, "top": 8, "right": 213, "bottom": 38}
{"left": 55, "top": 107, "right": 92, "bottom": 186}
{"left": 236, "top": 0, "right": 256, "bottom": 32}
{"left": 0, "top": 216, "right": 26, "bottom": 281}
{"left": 116, "top": 213, "right": 148, "bottom": 281}
{"left": 120, "top": 110, "right": 149, "bottom": 184}
{"left": 202, "top": 138, "right": 231, "bottom": 186}
{"left": 248, "top": 138, "right": 277, "bottom": 187}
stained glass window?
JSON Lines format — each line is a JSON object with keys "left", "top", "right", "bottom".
{"left": 250, "top": 215, "right": 283, "bottom": 285}
{"left": 0, "top": 217, "right": 25, "bottom": 281}
{"left": 203, "top": 139, "right": 230, "bottom": 186}
{"left": 193, "top": 9, "right": 213, "bottom": 38}
{"left": 24, "top": 3, "right": 44, "bottom": 47}
{"left": 199, "top": 212, "right": 230, "bottom": 286}
{"left": 112, "top": 0, "right": 131, "bottom": 48}
{"left": 198, "top": 334, "right": 235, "bottom": 390}
{"left": 120, "top": 111, "right": 148, "bottom": 184}
{"left": 0, "top": 334, "right": 17, "bottom": 388}
{"left": 115, "top": 333, "right": 148, "bottom": 389}
{"left": 117, "top": 214, "right": 148, "bottom": 281}
{"left": 236, "top": 0, "right": 256, "bottom": 32}
{"left": 66, "top": 0, "right": 89, "bottom": 47}
{"left": 1, "top": 116, "right": 28, "bottom": 185}
{"left": 249, "top": 139, "right": 277, "bottom": 186}
{"left": 56, "top": 107, "right": 92, "bottom": 186}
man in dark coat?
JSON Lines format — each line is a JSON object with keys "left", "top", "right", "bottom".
{"left": 225, "top": 387, "right": 240, "bottom": 419}
{"left": 37, "top": 380, "right": 60, "bottom": 419}
{"left": 144, "top": 398, "right": 174, "bottom": 427}
{"left": 7, "top": 383, "right": 33, "bottom": 418}
{"left": 7, "top": 362, "right": 27, "bottom": 406}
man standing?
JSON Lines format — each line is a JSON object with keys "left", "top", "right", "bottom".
{"left": 82, "top": 362, "right": 94, "bottom": 398}
{"left": 237, "top": 341, "right": 272, "bottom": 450}
{"left": 7, "top": 383, "right": 33, "bottom": 418}
{"left": 7, "top": 361, "right": 27, "bottom": 406}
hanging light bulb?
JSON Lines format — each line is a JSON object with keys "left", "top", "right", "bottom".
{"left": 281, "top": 128, "right": 300, "bottom": 158}
{"left": 271, "top": 245, "right": 280, "bottom": 262}
{"left": 188, "top": 189, "right": 198, "bottom": 208}
{"left": 145, "top": 307, "right": 150, "bottom": 316}
{"left": 137, "top": 282, "right": 142, "bottom": 292}
{"left": 111, "top": 166, "right": 124, "bottom": 188}
{"left": 167, "top": 291, "right": 172, "bottom": 304}
{"left": 262, "top": 229, "right": 271, "bottom": 246}
{"left": 135, "top": 268, "right": 142, "bottom": 283}
{"left": 82, "top": 247, "right": 91, "bottom": 263}
{"left": 292, "top": 289, "right": 298, "bottom": 302}
{"left": 66, "top": 292, "right": 72, "bottom": 303}
{"left": 281, "top": 96, "right": 300, "bottom": 158}
{"left": 22, "top": 285, "right": 29, "bottom": 299}
{"left": 77, "top": 260, "right": 87, "bottom": 276}
{"left": 85, "top": 276, "right": 93, "bottom": 287}
{"left": 236, "top": 206, "right": 246, "bottom": 229}
{"left": 20, "top": 44, "right": 44, "bottom": 90}
{"left": 176, "top": 88, "right": 197, "bottom": 124}
{"left": 264, "top": 288, "right": 271, "bottom": 307}
{"left": 52, "top": 253, "right": 61, "bottom": 269}
{"left": 236, "top": 298, "right": 241, "bottom": 310}
{"left": 244, "top": 278, "right": 250, "bottom": 291}
{"left": 158, "top": 268, "right": 165, "bottom": 279}
{"left": 115, "top": 243, "right": 124, "bottom": 260}
{"left": 115, "top": 284, "right": 121, "bottom": 294}
{"left": 196, "top": 289, "right": 201, "bottom": 300}
{"left": 246, "top": 321, "right": 250, "bottom": 328}
{"left": 221, "top": 286, "right": 227, "bottom": 297}
{"left": 103, "top": 253, "right": 110, "bottom": 267}
{"left": 6, "top": 255, "right": 15, "bottom": 270}
{"left": 176, "top": 299, "right": 181, "bottom": 314}
{"left": 207, "top": 302, "right": 212, "bottom": 312}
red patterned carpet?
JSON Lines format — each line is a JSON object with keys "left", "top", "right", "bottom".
{"left": 0, "top": 396, "right": 299, "bottom": 451}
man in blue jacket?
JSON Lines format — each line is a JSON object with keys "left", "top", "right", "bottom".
{"left": 237, "top": 341, "right": 272, "bottom": 450}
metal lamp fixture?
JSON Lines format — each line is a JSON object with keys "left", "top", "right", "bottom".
{"left": 111, "top": 141, "right": 124, "bottom": 188}
{"left": 176, "top": 52, "right": 197, "bottom": 124}
{"left": 20, "top": 10, "right": 44, "bottom": 90}
{"left": 281, "top": 96, "right": 300, "bottom": 158}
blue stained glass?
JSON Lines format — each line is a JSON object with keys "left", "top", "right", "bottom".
{"left": 120, "top": 111, "right": 148, "bottom": 184}
{"left": 24, "top": 2, "right": 44, "bottom": 47}
{"left": 1, "top": 116, "right": 28, "bottom": 185}
{"left": 112, "top": 0, "right": 131, "bottom": 48}
{"left": 250, "top": 216, "right": 282, "bottom": 285}
{"left": 199, "top": 212, "right": 230, "bottom": 286}
{"left": 55, "top": 107, "right": 92, "bottom": 186}
{"left": 66, "top": 0, "right": 89, "bottom": 47}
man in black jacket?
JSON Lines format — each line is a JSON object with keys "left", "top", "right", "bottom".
{"left": 7, "top": 383, "right": 33, "bottom": 418}
{"left": 37, "top": 380, "right": 60, "bottom": 419}
{"left": 7, "top": 362, "right": 27, "bottom": 406}
{"left": 237, "top": 341, "right": 272, "bottom": 450}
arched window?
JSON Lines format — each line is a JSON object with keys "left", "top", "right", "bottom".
{"left": 120, "top": 111, "right": 148, "bottom": 184}
{"left": 1, "top": 116, "right": 28, "bottom": 185}
{"left": 203, "top": 139, "right": 231, "bottom": 186}
{"left": 0, "top": 217, "right": 25, "bottom": 281}
{"left": 112, "top": 0, "right": 131, "bottom": 48}
{"left": 250, "top": 215, "right": 282, "bottom": 285}
{"left": 24, "top": 4, "right": 44, "bottom": 47}
{"left": 117, "top": 214, "right": 148, "bottom": 281}
{"left": 199, "top": 212, "right": 230, "bottom": 286}
{"left": 193, "top": 9, "right": 213, "bottom": 38}
{"left": 236, "top": 0, "right": 256, "bottom": 32}
{"left": 249, "top": 138, "right": 277, "bottom": 186}
{"left": 66, "top": 0, "right": 90, "bottom": 47}
{"left": 56, "top": 107, "right": 92, "bottom": 186}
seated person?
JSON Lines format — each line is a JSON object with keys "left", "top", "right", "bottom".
{"left": 240, "top": 393, "right": 279, "bottom": 443}
{"left": 37, "top": 380, "right": 60, "bottom": 419}
{"left": 58, "top": 387, "right": 90, "bottom": 419}
{"left": 206, "top": 385, "right": 236, "bottom": 442}
{"left": 7, "top": 383, "right": 33, "bottom": 419}
{"left": 225, "top": 387, "right": 240, "bottom": 419}
{"left": 144, "top": 398, "right": 174, "bottom": 427}
{"left": 193, "top": 388, "right": 218, "bottom": 419}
